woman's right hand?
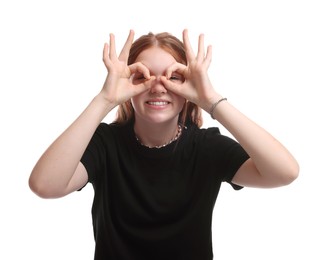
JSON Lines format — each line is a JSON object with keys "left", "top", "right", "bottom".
{"left": 29, "top": 30, "right": 156, "bottom": 199}
{"left": 99, "top": 30, "right": 154, "bottom": 107}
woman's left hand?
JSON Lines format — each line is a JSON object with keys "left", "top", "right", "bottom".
{"left": 161, "top": 29, "right": 220, "bottom": 112}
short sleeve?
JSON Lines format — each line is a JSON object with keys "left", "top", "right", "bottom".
{"left": 80, "top": 123, "right": 109, "bottom": 186}
{"left": 222, "top": 141, "right": 250, "bottom": 190}
{"left": 198, "top": 127, "right": 250, "bottom": 190}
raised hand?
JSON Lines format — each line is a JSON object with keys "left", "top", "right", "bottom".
{"left": 100, "top": 30, "right": 154, "bottom": 107}
{"left": 161, "top": 29, "right": 219, "bottom": 112}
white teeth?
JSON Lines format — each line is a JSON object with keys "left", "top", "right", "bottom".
{"left": 147, "top": 101, "right": 168, "bottom": 106}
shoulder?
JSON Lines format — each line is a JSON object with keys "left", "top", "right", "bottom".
{"left": 184, "top": 124, "right": 246, "bottom": 157}
{"left": 95, "top": 121, "right": 130, "bottom": 137}
{"left": 186, "top": 123, "right": 220, "bottom": 136}
{"left": 185, "top": 124, "right": 225, "bottom": 145}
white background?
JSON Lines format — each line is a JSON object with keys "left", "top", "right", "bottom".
{"left": 1, "top": 0, "right": 322, "bottom": 259}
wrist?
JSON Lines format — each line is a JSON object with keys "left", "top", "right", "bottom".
{"left": 203, "top": 93, "right": 223, "bottom": 112}
{"left": 93, "top": 93, "right": 117, "bottom": 114}
{"left": 209, "top": 97, "right": 228, "bottom": 119}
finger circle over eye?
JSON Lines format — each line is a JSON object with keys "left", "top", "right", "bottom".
{"left": 165, "top": 63, "right": 186, "bottom": 79}
{"left": 129, "top": 62, "right": 151, "bottom": 80}
{"left": 129, "top": 62, "right": 150, "bottom": 79}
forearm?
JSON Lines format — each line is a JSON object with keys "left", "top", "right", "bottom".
{"left": 211, "top": 99, "right": 299, "bottom": 184}
{"left": 29, "top": 94, "right": 115, "bottom": 196}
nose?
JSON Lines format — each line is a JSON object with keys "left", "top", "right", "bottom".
{"left": 150, "top": 76, "right": 167, "bottom": 94}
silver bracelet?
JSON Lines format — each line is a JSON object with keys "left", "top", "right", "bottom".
{"left": 209, "top": 97, "right": 227, "bottom": 119}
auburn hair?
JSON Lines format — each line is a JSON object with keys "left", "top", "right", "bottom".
{"left": 113, "top": 32, "right": 203, "bottom": 127}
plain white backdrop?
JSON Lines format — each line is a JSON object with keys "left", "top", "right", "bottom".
{"left": 1, "top": 0, "right": 322, "bottom": 259}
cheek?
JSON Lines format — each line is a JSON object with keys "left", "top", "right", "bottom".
{"left": 130, "top": 95, "right": 141, "bottom": 112}
{"left": 130, "top": 92, "right": 150, "bottom": 114}
{"left": 175, "top": 97, "right": 186, "bottom": 111}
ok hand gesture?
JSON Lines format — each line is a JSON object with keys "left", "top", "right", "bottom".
{"left": 100, "top": 30, "right": 154, "bottom": 107}
{"left": 161, "top": 29, "right": 219, "bottom": 112}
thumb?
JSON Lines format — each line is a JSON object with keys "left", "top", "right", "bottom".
{"left": 133, "top": 76, "right": 156, "bottom": 95}
{"left": 160, "top": 76, "right": 183, "bottom": 95}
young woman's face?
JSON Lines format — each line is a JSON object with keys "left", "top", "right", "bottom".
{"left": 131, "top": 47, "right": 186, "bottom": 125}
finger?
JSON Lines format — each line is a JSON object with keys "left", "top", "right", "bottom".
{"left": 197, "top": 33, "right": 205, "bottom": 61}
{"left": 160, "top": 76, "right": 183, "bottom": 96}
{"left": 102, "top": 43, "right": 110, "bottom": 66}
{"left": 119, "top": 30, "right": 135, "bottom": 61}
{"left": 133, "top": 76, "right": 156, "bottom": 95}
{"left": 205, "top": 45, "right": 212, "bottom": 67}
{"left": 165, "top": 62, "right": 187, "bottom": 79}
{"left": 109, "top": 33, "right": 117, "bottom": 60}
{"left": 183, "top": 29, "right": 195, "bottom": 61}
{"left": 129, "top": 62, "right": 151, "bottom": 79}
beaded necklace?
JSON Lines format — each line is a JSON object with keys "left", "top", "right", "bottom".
{"left": 135, "top": 124, "right": 183, "bottom": 149}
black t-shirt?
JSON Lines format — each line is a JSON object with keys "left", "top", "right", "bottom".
{"left": 81, "top": 121, "right": 249, "bottom": 260}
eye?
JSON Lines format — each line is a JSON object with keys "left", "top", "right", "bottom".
{"left": 134, "top": 73, "right": 145, "bottom": 80}
{"left": 132, "top": 73, "right": 146, "bottom": 84}
{"left": 169, "top": 73, "right": 184, "bottom": 82}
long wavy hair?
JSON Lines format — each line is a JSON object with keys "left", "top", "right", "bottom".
{"left": 113, "top": 32, "right": 203, "bottom": 127}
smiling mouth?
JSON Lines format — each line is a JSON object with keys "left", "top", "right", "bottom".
{"left": 146, "top": 101, "right": 170, "bottom": 106}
